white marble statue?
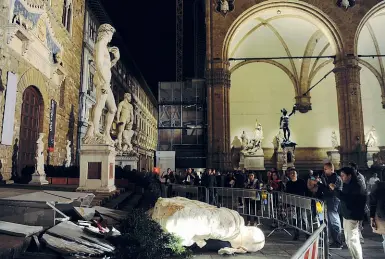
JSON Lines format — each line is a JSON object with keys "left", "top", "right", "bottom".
{"left": 365, "top": 126, "right": 378, "bottom": 148}
{"left": 34, "top": 133, "right": 45, "bottom": 176}
{"left": 151, "top": 197, "right": 265, "bottom": 254}
{"left": 254, "top": 120, "right": 264, "bottom": 143}
{"left": 331, "top": 131, "right": 339, "bottom": 150}
{"left": 116, "top": 93, "right": 134, "bottom": 152}
{"left": 65, "top": 140, "right": 71, "bottom": 167}
{"left": 240, "top": 131, "right": 248, "bottom": 150}
{"left": 83, "top": 24, "right": 120, "bottom": 146}
{"left": 272, "top": 131, "right": 284, "bottom": 150}
{"left": 241, "top": 120, "right": 264, "bottom": 155}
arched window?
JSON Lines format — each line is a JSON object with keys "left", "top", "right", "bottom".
{"left": 62, "top": 0, "right": 73, "bottom": 33}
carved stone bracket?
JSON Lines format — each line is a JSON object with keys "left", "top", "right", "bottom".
{"left": 295, "top": 95, "right": 312, "bottom": 113}
{"left": 207, "top": 68, "right": 231, "bottom": 87}
{"left": 6, "top": 24, "right": 33, "bottom": 55}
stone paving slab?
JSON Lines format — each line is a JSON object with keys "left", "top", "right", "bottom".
{"left": 193, "top": 222, "right": 384, "bottom": 259}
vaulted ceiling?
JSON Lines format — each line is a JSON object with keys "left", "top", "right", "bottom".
{"left": 357, "top": 8, "right": 385, "bottom": 91}
{"left": 228, "top": 8, "right": 335, "bottom": 96}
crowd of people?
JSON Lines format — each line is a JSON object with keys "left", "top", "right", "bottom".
{"left": 159, "top": 164, "right": 385, "bottom": 259}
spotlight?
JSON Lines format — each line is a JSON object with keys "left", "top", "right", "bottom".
{"left": 277, "top": 10, "right": 281, "bottom": 15}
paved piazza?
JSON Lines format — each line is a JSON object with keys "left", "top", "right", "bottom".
{"left": 193, "top": 222, "right": 384, "bottom": 259}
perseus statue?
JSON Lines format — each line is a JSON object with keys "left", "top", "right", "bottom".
{"left": 83, "top": 24, "right": 120, "bottom": 145}
{"left": 279, "top": 105, "right": 296, "bottom": 141}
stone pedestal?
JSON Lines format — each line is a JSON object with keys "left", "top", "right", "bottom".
{"left": 327, "top": 150, "right": 341, "bottom": 168}
{"left": 367, "top": 147, "right": 380, "bottom": 168}
{"left": 116, "top": 155, "right": 138, "bottom": 170}
{"left": 279, "top": 142, "right": 297, "bottom": 171}
{"left": 239, "top": 153, "right": 245, "bottom": 169}
{"left": 77, "top": 144, "right": 117, "bottom": 193}
{"left": 29, "top": 174, "right": 49, "bottom": 185}
{"left": 243, "top": 149, "right": 265, "bottom": 170}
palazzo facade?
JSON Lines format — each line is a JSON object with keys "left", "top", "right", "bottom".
{"left": 206, "top": 0, "right": 385, "bottom": 170}
{"left": 79, "top": 0, "right": 157, "bottom": 171}
{"left": 0, "top": 0, "right": 85, "bottom": 179}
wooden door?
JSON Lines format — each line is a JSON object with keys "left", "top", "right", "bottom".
{"left": 19, "top": 86, "right": 43, "bottom": 171}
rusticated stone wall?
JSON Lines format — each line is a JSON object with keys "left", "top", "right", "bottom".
{"left": 0, "top": 0, "right": 85, "bottom": 179}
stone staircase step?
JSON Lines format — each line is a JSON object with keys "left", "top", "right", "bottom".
{"left": 103, "top": 191, "right": 133, "bottom": 210}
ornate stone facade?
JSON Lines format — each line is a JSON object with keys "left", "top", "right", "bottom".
{"left": 206, "top": 0, "right": 384, "bottom": 169}
{"left": 0, "top": 0, "right": 84, "bottom": 179}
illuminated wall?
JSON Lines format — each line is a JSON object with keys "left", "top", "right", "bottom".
{"left": 357, "top": 9, "right": 385, "bottom": 147}
{"left": 230, "top": 61, "right": 339, "bottom": 148}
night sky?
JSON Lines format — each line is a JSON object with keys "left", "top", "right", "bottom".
{"left": 101, "top": 0, "right": 195, "bottom": 97}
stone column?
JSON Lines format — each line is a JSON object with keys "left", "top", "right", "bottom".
{"left": 334, "top": 57, "right": 366, "bottom": 167}
{"left": 206, "top": 63, "right": 231, "bottom": 170}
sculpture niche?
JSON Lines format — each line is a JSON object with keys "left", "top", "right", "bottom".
{"left": 116, "top": 93, "right": 135, "bottom": 154}
{"left": 83, "top": 24, "right": 120, "bottom": 146}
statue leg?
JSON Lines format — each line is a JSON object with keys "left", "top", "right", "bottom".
{"left": 287, "top": 128, "right": 291, "bottom": 141}
{"left": 105, "top": 90, "right": 117, "bottom": 141}
{"left": 92, "top": 89, "right": 108, "bottom": 136}
{"left": 117, "top": 122, "right": 126, "bottom": 149}
{"left": 283, "top": 129, "right": 287, "bottom": 140}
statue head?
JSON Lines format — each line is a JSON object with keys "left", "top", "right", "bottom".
{"left": 124, "top": 92, "right": 132, "bottom": 102}
{"left": 281, "top": 108, "right": 287, "bottom": 115}
{"left": 97, "top": 24, "right": 115, "bottom": 43}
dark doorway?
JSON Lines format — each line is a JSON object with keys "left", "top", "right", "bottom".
{"left": 19, "top": 86, "right": 44, "bottom": 173}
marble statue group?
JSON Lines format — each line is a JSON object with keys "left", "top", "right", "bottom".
{"left": 240, "top": 120, "right": 264, "bottom": 155}
{"left": 82, "top": 23, "right": 135, "bottom": 154}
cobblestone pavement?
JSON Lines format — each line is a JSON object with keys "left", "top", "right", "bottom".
{"left": 193, "top": 221, "right": 384, "bottom": 259}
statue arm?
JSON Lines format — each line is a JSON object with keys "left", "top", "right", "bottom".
{"left": 289, "top": 105, "right": 296, "bottom": 117}
{"left": 109, "top": 47, "right": 120, "bottom": 68}
{"left": 279, "top": 117, "right": 283, "bottom": 128}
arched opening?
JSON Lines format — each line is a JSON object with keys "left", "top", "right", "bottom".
{"left": 225, "top": 2, "right": 342, "bottom": 168}
{"left": 19, "top": 86, "right": 44, "bottom": 172}
{"left": 356, "top": 2, "right": 385, "bottom": 148}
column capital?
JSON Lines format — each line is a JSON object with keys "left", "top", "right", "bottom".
{"left": 206, "top": 67, "right": 231, "bottom": 88}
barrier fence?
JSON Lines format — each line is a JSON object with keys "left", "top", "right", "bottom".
{"left": 162, "top": 184, "right": 328, "bottom": 259}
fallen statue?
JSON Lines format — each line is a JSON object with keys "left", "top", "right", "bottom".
{"left": 151, "top": 197, "right": 265, "bottom": 254}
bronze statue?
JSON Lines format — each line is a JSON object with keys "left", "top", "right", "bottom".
{"left": 279, "top": 105, "right": 296, "bottom": 141}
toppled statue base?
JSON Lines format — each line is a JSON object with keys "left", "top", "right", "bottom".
{"left": 151, "top": 197, "right": 265, "bottom": 253}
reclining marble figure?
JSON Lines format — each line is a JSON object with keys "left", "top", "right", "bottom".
{"left": 151, "top": 197, "right": 265, "bottom": 254}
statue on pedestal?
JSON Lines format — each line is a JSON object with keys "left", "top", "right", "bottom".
{"left": 65, "top": 140, "right": 71, "bottom": 167}
{"left": 116, "top": 93, "right": 135, "bottom": 154}
{"left": 83, "top": 24, "right": 120, "bottom": 146}
{"left": 279, "top": 105, "right": 296, "bottom": 142}
{"left": 34, "top": 133, "right": 45, "bottom": 176}
{"left": 365, "top": 126, "right": 378, "bottom": 148}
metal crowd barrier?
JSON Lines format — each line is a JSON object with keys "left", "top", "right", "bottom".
{"left": 162, "top": 184, "right": 209, "bottom": 203}
{"left": 291, "top": 223, "right": 327, "bottom": 259}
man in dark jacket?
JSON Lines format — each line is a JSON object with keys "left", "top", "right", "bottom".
{"left": 369, "top": 181, "right": 385, "bottom": 254}
{"left": 330, "top": 167, "right": 366, "bottom": 259}
{"left": 318, "top": 162, "right": 343, "bottom": 249}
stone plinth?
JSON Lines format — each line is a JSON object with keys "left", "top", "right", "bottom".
{"left": 279, "top": 142, "right": 297, "bottom": 171}
{"left": 77, "top": 144, "right": 116, "bottom": 193}
{"left": 29, "top": 174, "right": 49, "bottom": 185}
{"left": 367, "top": 147, "right": 380, "bottom": 168}
{"left": 243, "top": 149, "right": 265, "bottom": 170}
{"left": 116, "top": 155, "right": 138, "bottom": 170}
{"left": 327, "top": 150, "right": 341, "bottom": 168}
